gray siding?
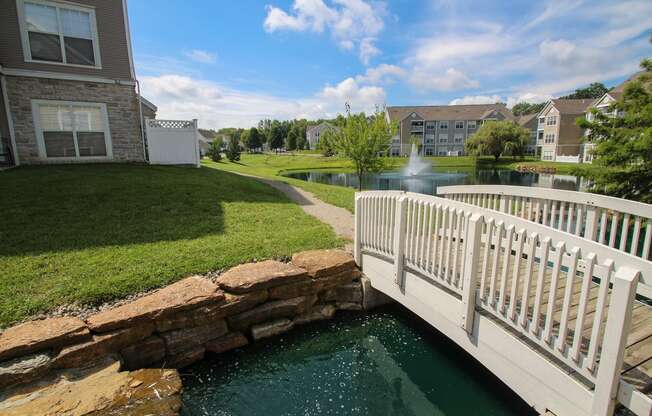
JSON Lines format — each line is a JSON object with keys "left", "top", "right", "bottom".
{"left": 0, "top": 0, "right": 133, "bottom": 81}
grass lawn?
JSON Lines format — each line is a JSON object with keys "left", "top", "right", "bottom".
{"left": 206, "top": 153, "right": 591, "bottom": 212}
{"left": 0, "top": 164, "right": 343, "bottom": 327}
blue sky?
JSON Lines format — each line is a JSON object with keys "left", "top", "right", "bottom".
{"left": 128, "top": 0, "right": 652, "bottom": 129}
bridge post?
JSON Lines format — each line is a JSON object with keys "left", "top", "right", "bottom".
{"left": 590, "top": 267, "right": 639, "bottom": 416}
{"left": 354, "top": 194, "right": 362, "bottom": 266}
{"left": 461, "top": 213, "right": 483, "bottom": 333}
{"left": 393, "top": 196, "right": 408, "bottom": 289}
{"left": 584, "top": 205, "right": 599, "bottom": 242}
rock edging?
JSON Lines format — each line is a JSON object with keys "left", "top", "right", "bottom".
{"left": 0, "top": 250, "right": 393, "bottom": 415}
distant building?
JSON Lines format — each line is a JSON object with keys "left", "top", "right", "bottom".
{"left": 385, "top": 104, "right": 515, "bottom": 157}
{"left": 581, "top": 74, "right": 640, "bottom": 163}
{"left": 307, "top": 122, "right": 339, "bottom": 150}
{"left": 516, "top": 113, "right": 538, "bottom": 156}
{"left": 536, "top": 99, "right": 594, "bottom": 162}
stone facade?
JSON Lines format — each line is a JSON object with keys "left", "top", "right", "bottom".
{"left": 0, "top": 250, "right": 390, "bottom": 414}
{"left": 4, "top": 76, "right": 144, "bottom": 164}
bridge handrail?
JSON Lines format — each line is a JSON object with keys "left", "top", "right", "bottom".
{"left": 355, "top": 190, "right": 651, "bottom": 415}
{"left": 437, "top": 185, "right": 652, "bottom": 262}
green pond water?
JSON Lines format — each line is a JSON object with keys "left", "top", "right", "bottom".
{"left": 180, "top": 306, "right": 536, "bottom": 416}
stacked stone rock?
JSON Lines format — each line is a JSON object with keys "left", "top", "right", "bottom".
{"left": 0, "top": 250, "right": 376, "bottom": 413}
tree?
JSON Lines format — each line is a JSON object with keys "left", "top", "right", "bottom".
{"left": 328, "top": 104, "right": 397, "bottom": 191}
{"left": 465, "top": 121, "right": 530, "bottom": 161}
{"left": 512, "top": 102, "right": 546, "bottom": 116}
{"left": 213, "top": 136, "right": 224, "bottom": 151}
{"left": 206, "top": 140, "right": 222, "bottom": 162}
{"left": 562, "top": 82, "right": 609, "bottom": 99}
{"left": 286, "top": 126, "right": 298, "bottom": 150}
{"left": 318, "top": 129, "right": 337, "bottom": 156}
{"left": 577, "top": 58, "right": 652, "bottom": 203}
{"left": 225, "top": 135, "right": 241, "bottom": 162}
{"left": 246, "top": 127, "right": 262, "bottom": 152}
{"left": 269, "top": 121, "right": 284, "bottom": 150}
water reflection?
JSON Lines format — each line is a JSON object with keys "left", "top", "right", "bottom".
{"left": 284, "top": 169, "right": 586, "bottom": 195}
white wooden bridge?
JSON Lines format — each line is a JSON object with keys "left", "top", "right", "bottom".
{"left": 354, "top": 185, "right": 652, "bottom": 416}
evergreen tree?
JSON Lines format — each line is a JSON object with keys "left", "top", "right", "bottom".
{"left": 225, "top": 135, "right": 241, "bottom": 162}
{"left": 246, "top": 127, "right": 262, "bottom": 151}
{"left": 577, "top": 59, "right": 652, "bottom": 202}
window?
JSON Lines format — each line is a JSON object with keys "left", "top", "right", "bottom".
{"left": 425, "top": 121, "right": 436, "bottom": 130}
{"left": 546, "top": 116, "right": 557, "bottom": 126}
{"left": 439, "top": 121, "right": 448, "bottom": 129}
{"left": 544, "top": 133, "right": 555, "bottom": 144}
{"left": 454, "top": 134, "right": 464, "bottom": 144}
{"left": 542, "top": 151, "right": 554, "bottom": 161}
{"left": 467, "top": 121, "right": 476, "bottom": 129}
{"left": 425, "top": 148, "right": 433, "bottom": 156}
{"left": 32, "top": 100, "right": 111, "bottom": 159}
{"left": 391, "top": 148, "right": 400, "bottom": 157}
{"left": 18, "top": 0, "right": 100, "bottom": 67}
{"left": 438, "top": 134, "right": 448, "bottom": 143}
{"left": 538, "top": 117, "right": 545, "bottom": 126}
{"left": 455, "top": 121, "right": 464, "bottom": 129}
{"left": 425, "top": 136, "right": 434, "bottom": 144}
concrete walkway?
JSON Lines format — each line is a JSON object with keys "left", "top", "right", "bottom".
{"left": 232, "top": 172, "right": 355, "bottom": 242}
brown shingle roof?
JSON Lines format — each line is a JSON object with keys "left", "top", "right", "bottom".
{"left": 550, "top": 98, "right": 594, "bottom": 114}
{"left": 517, "top": 113, "right": 537, "bottom": 126}
{"left": 387, "top": 103, "right": 514, "bottom": 122}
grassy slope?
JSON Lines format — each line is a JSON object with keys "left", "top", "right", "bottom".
{"left": 207, "top": 154, "right": 589, "bottom": 211}
{"left": 0, "top": 164, "right": 342, "bottom": 327}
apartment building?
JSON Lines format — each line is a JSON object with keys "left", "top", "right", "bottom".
{"left": 0, "top": 0, "right": 149, "bottom": 166}
{"left": 517, "top": 113, "right": 538, "bottom": 156}
{"left": 307, "top": 122, "right": 339, "bottom": 150}
{"left": 385, "top": 104, "right": 514, "bottom": 157}
{"left": 536, "top": 99, "right": 593, "bottom": 162}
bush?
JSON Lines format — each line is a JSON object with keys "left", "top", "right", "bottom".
{"left": 207, "top": 141, "right": 222, "bottom": 162}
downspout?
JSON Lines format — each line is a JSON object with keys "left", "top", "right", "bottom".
{"left": 135, "top": 79, "right": 147, "bottom": 163}
{"left": 0, "top": 73, "right": 19, "bottom": 166}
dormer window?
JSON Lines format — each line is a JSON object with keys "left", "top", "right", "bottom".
{"left": 18, "top": 0, "right": 101, "bottom": 68}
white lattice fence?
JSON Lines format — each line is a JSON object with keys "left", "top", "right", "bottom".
{"left": 146, "top": 119, "right": 200, "bottom": 167}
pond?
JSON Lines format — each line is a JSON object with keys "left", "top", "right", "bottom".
{"left": 180, "top": 307, "right": 536, "bottom": 416}
{"left": 283, "top": 168, "right": 586, "bottom": 195}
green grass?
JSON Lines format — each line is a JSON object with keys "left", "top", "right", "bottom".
{"left": 0, "top": 164, "right": 343, "bottom": 327}
{"left": 206, "top": 154, "right": 590, "bottom": 212}
{"left": 205, "top": 154, "right": 359, "bottom": 212}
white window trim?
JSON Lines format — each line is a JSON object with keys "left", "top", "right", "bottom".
{"left": 439, "top": 122, "right": 448, "bottom": 129}
{"left": 16, "top": 0, "right": 102, "bottom": 69}
{"left": 455, "top": 121, "right": 464, "bottom": 129}
{"left": 31, "top": 99, "right": 113, "bottom": 161}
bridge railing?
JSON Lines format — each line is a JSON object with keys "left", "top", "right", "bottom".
{"left": 355, "top": 190, "right": 652, "bottom": 416}
{"left": 437, "top": 185, "right": 652, "bottom": 262}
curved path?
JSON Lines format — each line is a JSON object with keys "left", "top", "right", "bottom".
{"left": 230, "top": 171, "right": 354, "bottom": 242}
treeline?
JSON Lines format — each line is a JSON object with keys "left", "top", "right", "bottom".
{"left": 199, "top": 116, "right": 348, "bottom": 151}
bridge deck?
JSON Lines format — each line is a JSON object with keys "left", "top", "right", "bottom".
{"left": 412, "top": 238, "right": 652, "bottom": 396}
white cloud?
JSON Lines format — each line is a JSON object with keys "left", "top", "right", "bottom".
{"left": 140, "top": 74, "right": 386, "bottom": 129}
{"left": 409, "top": 68, "right": 479, "bottom": 92}
{"left": 184, "top": 49, "right": 217, "bottom": 64}
{"left": 359, "top": 38, "right": 380, "bottom": 65}
{"left": 263, "top": 0, "right": 386, "bottom": 65}
{"left": 523, "top": 0, "right": 585, "bottom": 31}
{"left": 319, "top": 77, "right": 386, "bottom": 112}
{"left": 449, "top": 95, "right": 502, "bottom": 106}
{"left": 449, "top": 93, "right": 551, "bottom": 108}
{"left": 356, "top": 64, "right": 406, "bottom": 84}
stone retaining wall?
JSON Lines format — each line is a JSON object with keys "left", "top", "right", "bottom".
{"left": 0, "top": 250, "right": 392, "bottom": 413}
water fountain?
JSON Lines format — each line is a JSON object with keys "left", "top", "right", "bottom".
{"left": 402, "top": 143, "right": 431, "bottom": 177}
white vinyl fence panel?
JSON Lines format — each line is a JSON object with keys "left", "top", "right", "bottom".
{"left": 146, "top": 119, "right": 200, "bottom": 167}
